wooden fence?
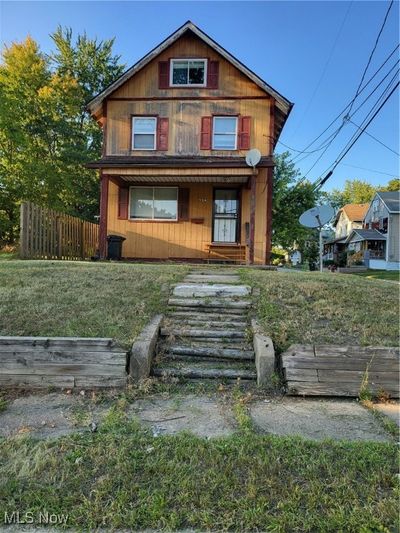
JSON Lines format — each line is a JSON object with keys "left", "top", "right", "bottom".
{"left": 20, "top": 202, "right": 99, "bottom": 260}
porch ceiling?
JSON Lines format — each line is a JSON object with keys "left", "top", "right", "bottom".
{"left": 118, "top": 175, "right": 250, "bottom": 183}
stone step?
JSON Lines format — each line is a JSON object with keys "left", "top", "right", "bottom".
{"left": 168, "top": 298, "right": 251, "bottom": 309}
{"left": 183, "top": 275, "right": 241, "bottom": 284}
{"left": 166, "top": 345, "right": 254, "bottom": 360}
{"left": 152, "top": 365, "right": 256, "bottom": 381}
{"left": 188, "top": 270, "right": 239, "bottom": 275}
{"left": 161, "top": 328, "right": 246, "bottom": 339}
{"left": 164, "top": 319, "right": 248, "bottom": 328}
{"left": 167, "top": 309, "right": 248, "bottom": 318}
{"left": 173, "top": 284, "right": 251, "bottom": 298}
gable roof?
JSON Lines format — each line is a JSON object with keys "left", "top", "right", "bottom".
{"left": 334, "top": 203, "right": 369, "bottom": 225}
{"left": 346, "top": 229, "right": 387, "bottom": 243}
{"left": 376, "top": 191, "right": 400, "bottom": 213}
{"left": 87, "top": 21, "right": 293, "bottom": 142}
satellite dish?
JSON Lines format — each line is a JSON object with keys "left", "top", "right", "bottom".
{"left": 299, "top": 204, "right": 335, "bottom": 273}
{"left": 245, "top": 149, "right": 261, "bottom": 168}
{"left": 299, "top": 204, "right": 335, "bottom": 228}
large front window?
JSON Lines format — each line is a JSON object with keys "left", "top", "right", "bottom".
{"left": 170, "top": 59, "right": 206, "bottom": 86}
{"left": 129, "top": 187, "right": 178, "bottom": 220}
{"left": 212, "top": 116, "right": 238, "bottom": 150}
{"left": 132, "top": 117, "right": 157, "bottom": 150}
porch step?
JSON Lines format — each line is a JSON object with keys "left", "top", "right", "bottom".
{"left": 167, "top": 308, "right": 247, "bottom": 324}
{"left": 168, "top": 298, "right": 251, "bottom": 309}
{"left": 173, "top": 284, "right": 251, "bottom": 298}
{"left": 206, "top": 244, "right": 246, "bottom": 264}
{"left": 183, "top": 274, "right": 241, "bottom": 284}
{"left": 165, "top": 344, "right": 254, "bottom": 360}
{"left": 161, "top": 328, "right": 246, "bottom": 339}
{"left": 153, "top": 364, "right": 256, "bottom": 381}
{"left": 164, "top": 319, "right": 247, "bottom": 328}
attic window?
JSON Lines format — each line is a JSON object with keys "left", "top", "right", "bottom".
{"left": 170, "top": 59, "right": 207, "bottom": 86}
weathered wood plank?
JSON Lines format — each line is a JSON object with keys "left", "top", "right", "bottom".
{"left": 284, "top": 368, "right": 318, "bottom": 382}
{"left": 0, "top": 351, "right": 126, "bottom": 364}
{"left": 317, "top": 369, "right": 399, "bottom": 385}
{"left": 0, "top": 337, "right": 123, "bottom": 352}
{"left": 287, "top": 381, "right": 399, "bottom": 397}
{"left": 74, "top": 376, "right": 127, "bottom": 388}
{"left": 282, "top": 358, "right": 398, "bottom": 372}
{"left": 314, "top": 345, "right": 400, "bottom": 359}
{"left": 0, "top": 375, "right": 75, "bottom": 388}
{"left": 0, "top": 362, "right": 126, "bottom": 376}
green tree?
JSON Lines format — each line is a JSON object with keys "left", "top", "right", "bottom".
{"left": 272, "top": 152, "right": 320, "bottom": 251}
{"left": 48, "top": 27, "right": 125, "bottom": 219}
{"left": 324, "top": 179, "right": 378, "bottom": 209}
{"left": 0, "top": 30, "right": 124, "bottom": 244}
{"left": 379, "top": 178, "right": 400, "bottom": 192}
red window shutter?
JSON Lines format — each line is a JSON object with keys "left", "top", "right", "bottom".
{"left": 178, "top": 188, "right": 190, "bottom": 221}
{"left": 200, "top": 116, "right": 212, "bottom": 150}
{"left": 157, "top": 118, "right": 169, "bottom": 151}
{"left": 158, "top": 61, "right": 169, "bottom": 89}
{"left": 207, "top": 60, "right": 219, "bottom": 89}
{"left": 118, "top": 186, "right": 129, "bottom": 219}
{"left": 238, "top": 116, "right": 251, "bottom": 150}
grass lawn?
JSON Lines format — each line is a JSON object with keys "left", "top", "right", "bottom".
{"left": 351, "top": 269, "right": 400, "bottom": 282}
{"left": 0, "top": 260, "right": 188, "bottom": 348}
{"left": 241, "top": 269, "right": 399, "bottom": 353}
{"left": 0, "top": 402, "right": 398, "bottom": 532}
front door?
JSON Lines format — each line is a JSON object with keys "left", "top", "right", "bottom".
{"left": 212, "top": 189, "right": 239, "bottom": 243}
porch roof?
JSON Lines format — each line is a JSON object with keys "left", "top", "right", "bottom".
{"left": 114, "top": 175, "right": 250, "bottom": 184}
{"left": 87, "top": 155, "right": 274, "bottom": 169}
{"left": 347, "top": 229, "right": 387, "bottom": 243}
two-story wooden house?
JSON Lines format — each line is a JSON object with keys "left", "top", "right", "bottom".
{"left": 87, "top": 21, "right": 292, "bottom": 264}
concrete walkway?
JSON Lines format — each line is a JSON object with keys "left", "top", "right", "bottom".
{"left": 0, "top": 393, "right": 396, "bottom": 442}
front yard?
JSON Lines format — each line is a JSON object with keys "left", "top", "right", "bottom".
{"left": 241, "top": 269, "right": 399, "bottom": 353}
{"left": 0, "top": 260, "right": 399, "bottom": 531}
{"left": 0, "top": 260, "right": 188, "bottom": 349}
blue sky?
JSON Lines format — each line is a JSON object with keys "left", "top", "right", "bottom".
{"left": 1, "top": 0, "right": 399, "bottom": 191}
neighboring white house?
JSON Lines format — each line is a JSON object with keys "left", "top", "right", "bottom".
{"left": 356, "top": 191, "right": 400, "bottom": 270}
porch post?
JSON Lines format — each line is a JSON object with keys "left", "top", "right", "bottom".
{"left": 99, "top": 171, "right": 109, "bottom": 259}
{"left": 249, "top": 173, "right": 256, "bottom": 264}
{"left": 265, "top": 166, "right": 273, "bottom": 264}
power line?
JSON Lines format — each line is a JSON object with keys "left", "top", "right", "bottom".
{"left": 346, "top": 0, "right": 394, "bottom": 117}
{"left": 340, "top": 163, "right": 399, "bottom": 177}
{"left": 301, "top": 65, "right": 399, "bottom": 178}
{"left": 315, "top": 81, "right": 399, "bottom": 189}
{"left": 289, "top": 43, "right": 399, "bottom": 163}
{"left": 349, "top": 119, "right": 399, "bottom": 156}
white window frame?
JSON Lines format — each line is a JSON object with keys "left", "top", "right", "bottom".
{"left": 129, "top": 186, "right": 178, "bottom": 221}
{"left": 212, "top": 116, "right": 238, "bottom": 151}
{"left": 131, "top": 117, "right": 157, "bottom": 151}
{"left": 170, "top": 58, "right": 208, "bottom": 87}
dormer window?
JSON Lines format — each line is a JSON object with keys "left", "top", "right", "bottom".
{"left": 170, "top": 59, "right": 207, "bottom": 86}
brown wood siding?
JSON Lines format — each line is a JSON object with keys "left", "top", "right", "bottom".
{"left": 104, "top": 33, "right": 273, "bottom": 158}
{"left": 106, "top": 99, "right": 272, "bottom": 157}
{"left": 106, "top": 172, "right": 269, "bottom": 264}
{"left": 111, "top": 33, "right": 267, "bottom": 99}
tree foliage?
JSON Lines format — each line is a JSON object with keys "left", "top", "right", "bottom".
{"left": 322, "top": 177, "right": 399, "bottom": 210}
{"left": 0, "top": 29, "right": 124, "bottom": 243}
{"left": 272, "top": 152, "right": 320, "bottom": 251}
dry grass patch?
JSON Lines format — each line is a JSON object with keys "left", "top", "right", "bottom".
{"left": 0, "top": 261, "right": 188, "bottom": 348}
{"left": 241, "top": 270, "right": 399, "bottom": 353}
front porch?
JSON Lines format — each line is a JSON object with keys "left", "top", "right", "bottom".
{"left": 99, "top": 164, "right": 273, "bottom": 265}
